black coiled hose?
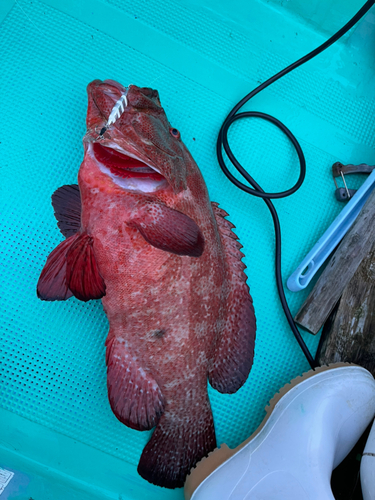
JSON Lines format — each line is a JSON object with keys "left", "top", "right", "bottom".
{"left": 217, "top": 0, "right": 375, "bottom": 369}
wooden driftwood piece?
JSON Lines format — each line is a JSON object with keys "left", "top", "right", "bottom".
{"left": 294, "top": 188, "right": 375, "bottom": 334}
{"left": 316, "top": 240, "right": 375, "bottom": 376}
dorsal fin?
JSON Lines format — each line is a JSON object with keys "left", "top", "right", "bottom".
{"left": 208, "top": 202, "right": 256, "bottom": 393}
{"left": 52, "top": 184, "right": 81, "bottom": 237}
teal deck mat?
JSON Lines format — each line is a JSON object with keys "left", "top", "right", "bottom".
{"left": 1, "top": 0, "right": 374, "bottom": 498}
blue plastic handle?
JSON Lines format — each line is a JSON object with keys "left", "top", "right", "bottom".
{"left": 287, "top": 170, "right": 375, "bottom": 292}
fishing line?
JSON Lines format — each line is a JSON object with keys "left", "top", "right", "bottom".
{"left": 217, "top": 0, "right": 375, "bottom": 370}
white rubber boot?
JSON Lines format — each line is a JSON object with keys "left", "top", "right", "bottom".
{"left": 185, "top": 365, "right": 375, "bottom": 500}
{"left": 361, "top": 418, "right": 375, "bottom": 500}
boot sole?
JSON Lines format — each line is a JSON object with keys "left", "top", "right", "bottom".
{"left": 184, "top": 362, "right": 354, "bottom": 499}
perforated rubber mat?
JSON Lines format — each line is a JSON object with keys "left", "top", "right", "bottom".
{"left": 1, "top": 0, "right": 374, "bottom": 498}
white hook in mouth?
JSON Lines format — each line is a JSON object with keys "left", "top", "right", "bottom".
{"left": 107, "top": 85, "right": 132, "bottom": 127}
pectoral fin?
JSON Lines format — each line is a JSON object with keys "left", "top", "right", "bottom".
{"left": 128, "top": 201, "right": 204, "bottom": 257}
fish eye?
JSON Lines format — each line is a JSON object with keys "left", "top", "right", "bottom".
{"left": 170, "top": 128, "right": 180, "bottom": 139}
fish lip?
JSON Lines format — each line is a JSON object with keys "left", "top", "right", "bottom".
{"left": 98, "top": 141, "right": 163, "bottom": 176}
{"left": 86, "top": 143, "right": 169, "bottom": 193}
{"left": 83, "top": 128, "right": 184, "bottom": 194}
{"left": 83, "top": 132, "right": 163, "bottom": 176}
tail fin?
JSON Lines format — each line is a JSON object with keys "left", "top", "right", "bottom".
{"left": 137, "top": 401, "right": 216, "bottom": 489}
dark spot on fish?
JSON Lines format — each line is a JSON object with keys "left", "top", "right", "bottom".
{"left": 151, "top": 329, "right": 165, "bottom": 339}
{"left": 100, "top": 127, "right": 107, "bottom": 136}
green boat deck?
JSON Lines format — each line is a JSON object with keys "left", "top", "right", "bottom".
{"left": 1, "top": 0, "right": 374, "bottom": 498}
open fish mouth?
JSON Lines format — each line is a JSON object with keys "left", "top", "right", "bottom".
{"left": 89, "top": 143, "right": 168, "bottom": 193}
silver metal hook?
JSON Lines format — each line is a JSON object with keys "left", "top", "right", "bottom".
{"left": 340, "top": 171, "right": 351, "bottom": 200}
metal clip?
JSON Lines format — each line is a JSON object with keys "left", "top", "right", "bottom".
{"left": 332, "top": 162, "right": 375, "bottom": 202}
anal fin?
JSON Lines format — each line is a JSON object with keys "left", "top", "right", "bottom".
{"left": 106, "top": 336, "right": 165, "bottom": 431}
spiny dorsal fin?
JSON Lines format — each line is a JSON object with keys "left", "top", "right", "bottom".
{"left": 208, "top": 202, "right": 256, "bottom": 394}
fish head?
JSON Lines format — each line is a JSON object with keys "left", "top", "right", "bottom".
{"left": 83, "top": 79, "right": 200, "bottom": 195}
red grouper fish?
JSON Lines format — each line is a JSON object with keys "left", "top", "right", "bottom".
{"left": 37, "top": 80, "right": 256, "bottom": 488}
